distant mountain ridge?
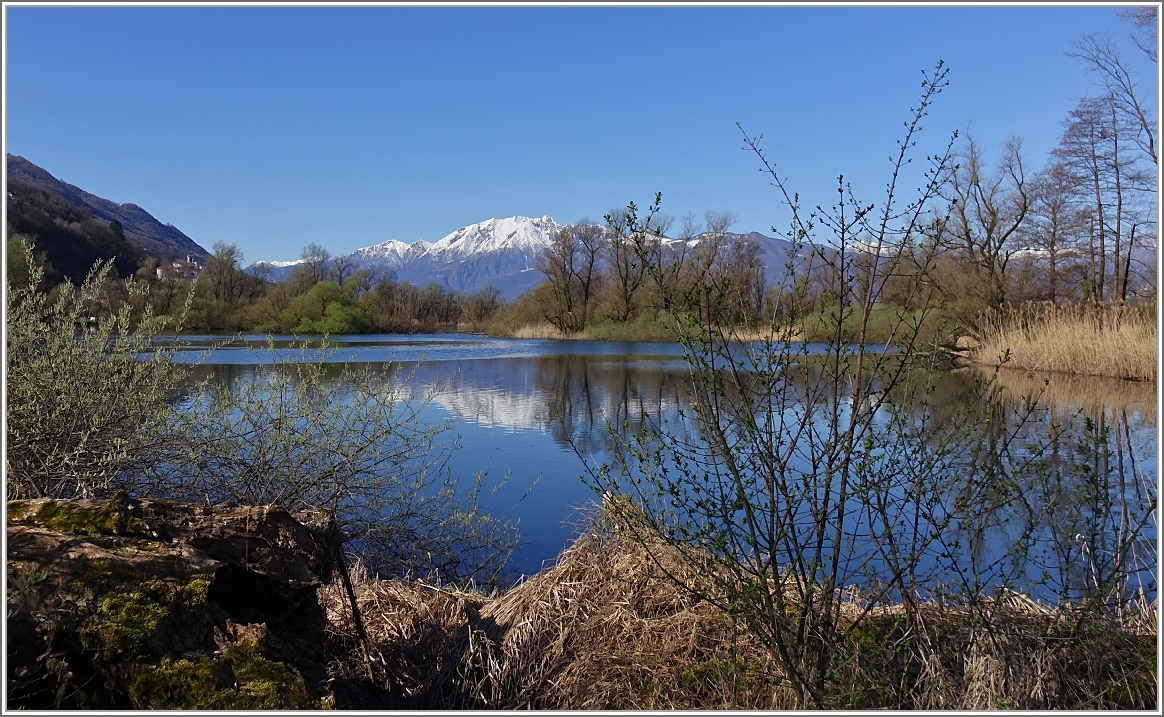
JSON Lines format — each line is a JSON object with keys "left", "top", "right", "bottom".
{"left": 6, "top": 154, "right": 208, "bottom": 263}
{"left": 252, "top": 216, "right": 801, "bottom": 300}
{"left": 351, "top": 215, "right": 568, "bottom": 298}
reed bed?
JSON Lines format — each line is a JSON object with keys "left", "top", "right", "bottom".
{"left": 975, "top": 302, "right": 1157, "bottom": 381}
{"left": 319, "top": 510, "right": 1158, "bottom": 710}
{"left": 509, "top": 321, "right": 567, "bottom": 340}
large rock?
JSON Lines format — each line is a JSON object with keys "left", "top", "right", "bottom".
{"left": 6, "top": 492, "right": 341, "bottom": 709}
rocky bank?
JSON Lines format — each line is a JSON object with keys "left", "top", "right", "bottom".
{"left": 6, "top": 493, "right": 341, "bottom": 709}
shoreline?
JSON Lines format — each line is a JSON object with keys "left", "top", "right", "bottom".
{"left": 9, "top": 494, "right": 1156, "bottom": 710}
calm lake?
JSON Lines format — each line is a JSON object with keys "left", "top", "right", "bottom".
{"left": 171, "top": 333, "right": 1157, "bottom": 603}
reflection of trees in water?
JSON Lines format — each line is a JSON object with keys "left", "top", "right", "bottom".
{"left": 890, "top": 367, "right": 1156, "bottom": 606}
{"left": 187, "top": 359, "right": 355, "bottom": 389}
{"left": 531, "top": 354, "right": 694, "bottom": 460}
{"left": 187, "top": 362, "right": 256, "bottom": 390}
{"left": 546, "top": 355, "right": 1157, "bottom": 606}
{"left": 188, "top": 352, "right": 1155, "bottom": 604}
{"left": 1013, "top": 383, "right": 1155, "bottom": 607}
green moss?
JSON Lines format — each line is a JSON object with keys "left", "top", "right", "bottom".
{"left": 82, "top": 577, "right": 212, "bottom": 660}
{"left": 224, "top": 639, "right": 316, "bottom": 708}
{"left": 63, "top": 567, "right": 322, "bottom": 709}
{"left": 8, "top": 501, "right": 31, "bottom": 522}
{"left": 128, "top": 656, "right": 237, "bottom": 709}
{"left": 127, "top": 639, "right": 321, "bottom": 710}
{"left": 94, "top": 591, "right": 171, "bottom": 656}
{"left": 9, "top": 496, "right": 328, "bottom": 710}
{"left": 33, "top": 494, "right": 152, "bottom": 538}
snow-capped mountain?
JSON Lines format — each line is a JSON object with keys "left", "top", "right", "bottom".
{"left": 252, "top": 215, "right": 566, "bottom": 298}
{"left": 349, "top": 238, "right": 414, "bottom": 268}
{"left": 360, "top": 215, "right": 566, "bottom": 297}
{"left": 249, "top": 215, "right": 809, "bottom": 299}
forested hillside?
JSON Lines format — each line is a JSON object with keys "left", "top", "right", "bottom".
{"left": 6, "top": 154, "right": 207, "bottom": 272}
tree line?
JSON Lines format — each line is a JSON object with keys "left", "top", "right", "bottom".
{"left": 526, "top": 10, "right": 1156, "bottom": 339}
{"left": 7, "top": 234, "right": 508, "bottom": 336}
{"left": 933, "top": 23, "right": 1156, "bottom": 324}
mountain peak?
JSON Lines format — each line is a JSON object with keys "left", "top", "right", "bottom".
{"left": 429, "top": 215, "right": 562, "bottom": 259}
{"left": 253, "top": 216, "right": 565, "bottom": 298}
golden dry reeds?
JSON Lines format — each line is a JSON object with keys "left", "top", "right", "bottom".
{"left": 458, "top": 517, "right": 794, "bottom": 709}
{"left": 974, "top": 302, "right": 1157, "bottom": 381}
{"left": 509, "top": 321, "right": 567, "bottom": 340}
{"left": 320, "top": 515, "right": 791, "bottom": 709}
{"left": 319, "top": 509, "right": 1158, "bottom": 710}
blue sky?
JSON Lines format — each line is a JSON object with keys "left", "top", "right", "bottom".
{"left": 4, "top": 4, "right": 1157, "bottom": 264}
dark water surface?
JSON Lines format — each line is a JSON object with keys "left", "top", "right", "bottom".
{"left": 172, "top": 333, "right": 1157, "bottom": 601}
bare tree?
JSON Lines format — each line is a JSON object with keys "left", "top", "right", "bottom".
{"left": 941, "top": 134, "right": 1031, "bottom": 313}
{"left": 1021, "top": 159, "right": 1089, "bottom": 302}
{"left": 651, "top": 212, "right": 700, "bottom": 308}
{"left": 200, "top": 242, "right": 237, "bottom": 302}
{"left": 195, "top": 241, "right": 259, "bottom": 329}
{"left": 300, "top": 242, "right": 332, "bottom": 286}
{"left": 685, "top": 211, "right": 737, "bottom": 300}
{"left": 1119, "top": 6, "right": 1158, "bottom": 62}
{"left": 537, "top": 226, "right": 583, "bottom": 332}
{"left": 537, "top": 221, "right": 608, "bottom": 333}
{"left": 459, "top": 285, "right": 504, "bottom": 328}
{"left": 329, "top": 253, "right": 357, "bottom": 285}
{"left": 1053, "top": 94, "right": 1154, "bottom": 303}
{"left": 602, "top": 195, "right": 667, "bottom": 322}
{"left": 573, "top": 220, "right": 605, "bottom": 324}
{"left": 1071, "top": 30, "right": 1157, "bottom": 166}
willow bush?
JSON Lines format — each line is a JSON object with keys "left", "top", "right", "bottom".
{"left": 162, "top": 341, "right": 520, "bottom": 584}
{"left": 6, "top": 239, "right": 191, "bottom": 500}
{"left": 6, "top": 237, "right": 519, "bottom": 585}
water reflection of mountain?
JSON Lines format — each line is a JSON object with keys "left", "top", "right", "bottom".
{"left": 401, "top": 355, "right": 692, "bottom": 455}
{"left": 183, "top": 344, "right": 1155, "bottom": 602}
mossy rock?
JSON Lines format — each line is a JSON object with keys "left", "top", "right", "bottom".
{"left": 81, "top": 577, "right": 213, "bottom": 660}
{"left": 6, "top": 494, "right": 339, "bottom": 709}
{"left": 126, "top": 635, "right": 322, "bottom": 710}
{"left": 9, "top": 491, "right": 156, "bottom": 539}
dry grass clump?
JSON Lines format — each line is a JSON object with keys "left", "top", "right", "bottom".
{"left": 509, "top": 321, "right": 568, "bottom": 340}
{"left": 457, "top": 518, "right": 788, "bottom": 709}
{"left": 319, "top": 512, "right": 1157, "bottom": 710}
{"left": 866, "top": 591, "right": 1158, "bottom": 711}
{"left": 975, "top": 302, "right": 1156, "bottom": 380}
{"left": 864, "top": 586, "right": 1152, "bottom": 709}
{"left": 320, "top": 514, "right": 788, "bottom": 709}
{"left": 319, "top": 560, "right": 489, "bottom": 708}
